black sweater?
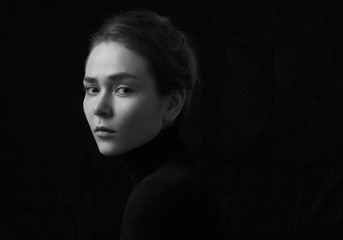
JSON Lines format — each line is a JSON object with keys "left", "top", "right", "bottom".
{"left": 119, "top": 126, "right": 227, "bottom": 240}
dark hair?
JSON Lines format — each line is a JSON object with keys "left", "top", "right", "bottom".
{"left": 89, "top": 9, "right": 200, "bottom": 121}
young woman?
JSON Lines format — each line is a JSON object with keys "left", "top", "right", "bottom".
{"left": 83, "top": 10, "right": 226, "bottom": 240}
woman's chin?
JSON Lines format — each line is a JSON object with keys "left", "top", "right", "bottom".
{"left": 95, "top": 132, "right": 159, "bottom": 157}
{"left": 97, "top": 144, "right": 122, "bottom": 157}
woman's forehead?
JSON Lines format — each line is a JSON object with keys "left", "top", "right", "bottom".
{"left": 85, "top": 42, "right": 150, "bottom": 79}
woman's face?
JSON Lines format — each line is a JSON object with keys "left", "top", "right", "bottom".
{"left": 83, "top": 41, "right": 168, "bottom": 156}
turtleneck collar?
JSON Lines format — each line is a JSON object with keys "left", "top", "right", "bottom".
{"left": 119, "top": 124, "right": 185, "bottom": 185}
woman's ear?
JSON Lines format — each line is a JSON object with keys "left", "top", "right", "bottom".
{"left": 163, "top": 89, "right": 187, "bottom": 124}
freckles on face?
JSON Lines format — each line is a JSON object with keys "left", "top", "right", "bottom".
{"left": 83, "top": 41, "right": 167, "bottom": 156}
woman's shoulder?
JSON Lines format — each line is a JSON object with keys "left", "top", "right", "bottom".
{"left": 125, "top": 157, "right": 216, "bottom": 214}
{"left": 123, "top": 159, "right": 227, "bottom": 240}
{"left": 125, "top": 158, "right": 212, "bottom": 213}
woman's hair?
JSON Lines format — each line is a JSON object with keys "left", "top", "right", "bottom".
{"left": 89, "top": 9, "right": 200, "bottom": 121}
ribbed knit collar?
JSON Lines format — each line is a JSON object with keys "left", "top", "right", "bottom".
{"left": 120, "top": 124, "right": 185, "bottom": 185}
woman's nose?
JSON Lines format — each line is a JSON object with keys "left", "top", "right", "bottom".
{"left": 93, "top": 93, "right": 113, "bottom": 117}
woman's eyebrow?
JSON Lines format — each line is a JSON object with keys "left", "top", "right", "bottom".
{"left": 83, "top": 77, "right": 98, "bottom": 84}
{"left": 109, "top": 72, "right": 139, "bottom": 81}
{"left": 83, "top": 72, "right": 139, "bottom": 84}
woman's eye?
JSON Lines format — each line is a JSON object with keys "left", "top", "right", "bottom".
{"left": 115, "top": 87, "right": 132, "bottom": 96}
{"left": 84, "top": 86, "right": 99, "bottom": 95}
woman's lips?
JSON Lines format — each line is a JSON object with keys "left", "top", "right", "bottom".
{"left": 94, "top": 126, "right": 117, "bottom": 137}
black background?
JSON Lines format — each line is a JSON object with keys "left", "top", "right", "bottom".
{"left": 2, "top": 0, "right": 343, "bottom": 239}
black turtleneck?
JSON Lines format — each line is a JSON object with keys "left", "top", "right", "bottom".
{"left": 120, "top": 124, "right": 185, "bottom": 185}
{"left": 118, "top": 125, "right": 227, "bottom": 240}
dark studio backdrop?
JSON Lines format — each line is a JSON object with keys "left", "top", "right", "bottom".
{"left": 2, "top": 0, "right": 343, "bottom": 239}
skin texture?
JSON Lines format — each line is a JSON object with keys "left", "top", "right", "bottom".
{"left": 83, "top": 41, "right": 169, "bottom": 156}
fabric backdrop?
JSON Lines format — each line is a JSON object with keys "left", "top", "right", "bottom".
{"left": 2, "top": 0, "right": 343, "bottom": 239}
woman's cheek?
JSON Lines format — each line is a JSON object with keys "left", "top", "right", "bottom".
{"left": 83, "top": 98, "right": 90, "bottom": 120}
{"left": 116, "top": 98, "right": 144, "bottom": 125}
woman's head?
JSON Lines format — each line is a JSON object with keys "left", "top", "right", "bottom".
{"left": 90, "top": 10, "right": 199, "bottom": 120}
{"left": 83, "top": 10, "right": 199, "bottom": 156}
